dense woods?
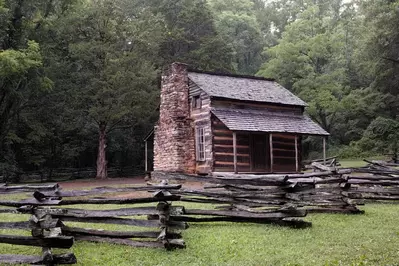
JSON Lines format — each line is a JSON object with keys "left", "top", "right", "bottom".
{"left": 0, "top": 0, "right": 398, "bottom": 180}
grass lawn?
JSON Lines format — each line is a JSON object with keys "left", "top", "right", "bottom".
{"left": 339, "top": 159, "right": 368, "bottom": 168}
{"left": 1, "top": 202, "right": 399, "bottom": 266}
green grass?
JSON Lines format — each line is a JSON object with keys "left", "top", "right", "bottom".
{"left": 1, "top": 203, "right": 399, "bottom": 266}
{"left": 339, "top": 160, "right": 367, "bottom": 168}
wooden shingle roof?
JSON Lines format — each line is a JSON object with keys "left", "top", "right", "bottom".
{"left": 211, "top": 108, "right": 329, "bottom": 136}
{"left": 188, "top": 71, "right": 307, "bottom": 107}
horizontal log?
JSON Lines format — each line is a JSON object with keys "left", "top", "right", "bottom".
{"left": 62, "top": 226, "right": 181, "bottom": 239}
{"left": 152, "top": 171, "right": 286, "bottom": 186}
{"left": 178, "top": 189, "right": 286, "bottom": 200}
{"left": 0, "top": 253, "right": 77, "bottom": 265}
{"left": 287, "top": 177, "right": 345, "bottom": 185}
{"left": 350, "top": 168, "right": 399, "bottom": 175}
{"left": 214, "top": 152, "right": 250, "bottom": 157}
{"left": 0, "top": 208, "right": 16, "bottom": 213}
{"left": 348, "top": 187, "right": 399, "bottom": 195}
{"left": 22, "top": 206, "right": 162, "bottom": 217}
{"left": 311, "top": 162, "right": 336, "bottom": 172}
{"left": 171, "top": 216, "right": 311, "bottom": 228}
{"left": 0, "top": 234, "right": 74, "bottom": 248}
{"left": 60, "top": 195, "right": 181, "bottom": 205}
{"left": 214, "top": 161, "right": 250, "bottom": 167}
{"left": 60, "top": 216, "right": 188, "bottom": 230}
{"left": 0, "top": 221, "right": 29, "bottom": 229}
{"left": 212, "top": 170, "right": 350, "bottom": 179}
{"left": 75, "top": 235, "right": 164, "bottom": 248}
{"left": 183, "top": 208, "right": 307, "bottom": 218}
{"left": 37, "top": 185, "right": 181, "bottom": 198}
{"left": 58, "top": 216, "right": 160, "bottom": 228}
{"left": 0, "top": 184, "right": 58, "bottom": 194}
{"left": 209, "top": 183, "right": 315, "bottom": 193}
{"left": 306, "top": 207, "right": 364, "bottom": 214}
{"left": 0, "top": 195, "right": 181, "bottom": 207}
{"left": 348, "top": 179, "right": 399, "bottom": 186}
{"left": 180, "top": 196, "right": 287, "bottom": 206}
{"left": 348, "top": 174, "right": 399, "bottom": 181}
{"left": 360, "top": 195, "right": 399, "bottom": 200}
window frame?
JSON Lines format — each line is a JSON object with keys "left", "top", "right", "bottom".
{"left": 195, "top": 127, "right": 206, "bottom": 161}
{"left": 192, "top": 95, "right": 202, "bottom": 109}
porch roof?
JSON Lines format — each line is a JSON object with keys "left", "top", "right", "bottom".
{"left": 211, "top": 108, "right": 329, "bottom": 136}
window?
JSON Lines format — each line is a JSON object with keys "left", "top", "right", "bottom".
{"left": 192, "top": 95, "right": 202, "bottom": 109}
{"left": 196, "top": 127, "right": 205, "bottom": 161}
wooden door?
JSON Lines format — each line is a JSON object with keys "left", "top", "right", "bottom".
{"left": 251, "top": 134, "right": 269, "bottom": 172}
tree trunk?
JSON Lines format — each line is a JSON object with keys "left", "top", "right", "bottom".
{"left": 96, "top": 122, "right": 107, "bottom": 179}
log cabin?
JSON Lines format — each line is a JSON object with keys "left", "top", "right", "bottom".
{"left": 144, "top": 62, "right": 329, "bottom": 175}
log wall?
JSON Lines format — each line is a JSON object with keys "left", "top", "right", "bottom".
{"left": 272, "top": 134, "right": 301, "bottom": 173}
{"left": 212, "top": 116, "right": 251, "bottom": 172}
{"left": 189, "top": 80, "right": 213, "bottom": 174}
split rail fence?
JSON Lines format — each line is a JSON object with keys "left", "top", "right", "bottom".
{"left": 1, "top": 159, "right": 399, "bottom": 264}
{"left": 0, "top": 183, "right": 186, "bottom": 265}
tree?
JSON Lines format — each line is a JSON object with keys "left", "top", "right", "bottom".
{"left": 0, "top": 0, "right": 59, "bottom": 177}
{"left": 149, "top": 0, "right": 234, "bottom": 72}
{"left": 357, "top": 0, "right": 399, "bottom": 119}
{"left": 59, "top": 0, "right": 161, "bottom": 179}
{"left": 357, "top": 117, "right": 399, "bottom": 155}
{"left": 257, "top": 2, "right": 362, "bottom": 136}
{"left": 207, "top": 0, "right": 265, "bottom": 74}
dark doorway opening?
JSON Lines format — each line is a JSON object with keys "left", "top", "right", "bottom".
{"left": 251, "top": 134, "right": 270, "bottom": 172}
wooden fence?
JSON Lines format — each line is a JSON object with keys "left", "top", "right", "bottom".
{"left": 0, "top": 183, "right": 186, "bottom": 265}
{"left": 0, "top": 184, "right": 76, "bottom": 265}
{"left": 1, "top": 161, "right": 398, "bottom": 264}
{"left": 152, "top": 170, "right": 364, "bottom": 218}
{"left": 344, "top": 160, "right": 399, "bottom": 202}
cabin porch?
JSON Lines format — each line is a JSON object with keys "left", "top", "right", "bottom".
{"left": 212, "top": 131, "right": 309, "bottom": 173}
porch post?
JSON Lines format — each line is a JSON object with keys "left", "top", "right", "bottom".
{"left": 270, "top": 133, "right": 273, "bottom": 172}
{"left": 295, "top": 135, "right": 299, "bottom": 172}
{"left": 145, "top": 140, "right": 148, "bottom": 172}
{"left": 233, "top": 132, "right": 237, "bottom": 174}
{"left": 323, "top": 137, "right": 326, "bottom": 165}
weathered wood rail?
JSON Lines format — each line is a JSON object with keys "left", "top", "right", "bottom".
{"left": 152, "top": 169, "right": 363, "bottom": 216}
{"left": 343, "top": 160, "right": 399, "bottom": 202}
{"left": 0, "top": 182, "right": 186, "bottom": 265}
{"left": 0, "top": 183, "right": 77, "bottom": 265}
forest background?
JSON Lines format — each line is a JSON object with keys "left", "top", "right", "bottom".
{"left": 1, "top": 0, "right": 398, "bottom": 179}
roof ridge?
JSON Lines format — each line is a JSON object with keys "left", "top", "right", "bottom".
{"left": 187, "top": 68, "right": 275, "bottom": 82}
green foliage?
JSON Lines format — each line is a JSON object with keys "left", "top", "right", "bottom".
{"left": 151, "top": 0, "right": 234, "bottom": 71}
{"left": 207, "top": 0, "right": 265, "bottom": 74}
{"left": 356, "top": 117, "right": 399, "bottom": 155}
{"left": 1, "top": 0, "right": 399, "bottom": 178}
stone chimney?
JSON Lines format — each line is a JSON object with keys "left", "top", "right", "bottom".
{"left": 153, "top": 63, "right": 196, "bottom": 173}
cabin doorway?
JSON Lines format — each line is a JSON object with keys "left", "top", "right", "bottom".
{"left": 250, "top": 134, "right": 270, "bottom": 172}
